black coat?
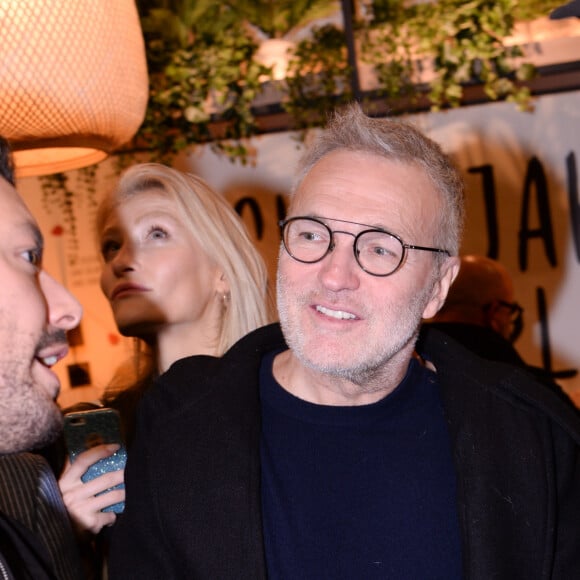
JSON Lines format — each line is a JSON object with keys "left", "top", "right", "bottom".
{"left": 425, "top": 322, "right": 575, "bottom": 407}
{"left": 0, "top": 453, "right": 84, "bottom": 580}
{"left": 110, "top": 324, "right": 580, "bottom": 579}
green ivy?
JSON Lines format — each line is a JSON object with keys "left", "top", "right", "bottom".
{"left": 283, "top": 24, "right": 353, "bottom": 131}
{"left": 42, "top": 0, "right": 565, "bottom": 250}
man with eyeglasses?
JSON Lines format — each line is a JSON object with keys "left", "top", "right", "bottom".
{"left": 110, "top": 103, "right": 580, "bottom": 579}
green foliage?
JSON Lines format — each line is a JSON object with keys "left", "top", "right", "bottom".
{"left": 42, "top": 0, "right": 561, "bottom": 249}
{"left": 224, "top": 0, "right": 340, "bottom": 38}
{"left": 360, "top": 0, "right": 553, "bottom": 112}
{"left": 411, "top": 0, "right": 532, "bottom": 110}
{"left": 132, "top": 0, "right": 341, "bottom": 163}
{"left": 127, "top": 0, "right": 561, "bottom": 163}
{"left": 135, "top": 2, "right": 272, "bottom": 163}
{"left": 39, "top": 166, "right": 101, "bottom": 263}
{"left": 284, "top": 24, "right": 353, "bottom": 130}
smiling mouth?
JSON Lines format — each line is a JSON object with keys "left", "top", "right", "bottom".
{"left": 35, "top": 337, "right": 69, "bottom": 369}
{"left": 316, "top": 305, "right": 357, "bottom": 320}
{"left": 39, "top": 355, "right": 58, "bottom": 366}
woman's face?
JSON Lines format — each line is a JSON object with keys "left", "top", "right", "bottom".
{"left": 99, "top": 189, "right": 224, "bottom": 342}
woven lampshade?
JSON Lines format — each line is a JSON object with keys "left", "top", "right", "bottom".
{"left": 0, "top": 0, "right": 149, "bottom": 177}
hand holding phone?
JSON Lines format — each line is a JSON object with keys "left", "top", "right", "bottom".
{"left": 63, "top": 408, "right": 127, "bottom": 514}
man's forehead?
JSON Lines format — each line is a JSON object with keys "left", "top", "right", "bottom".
{"left": 0, "top": 174, "right": 24, "bottom": 207}
{"left": 0, "top": 176, "right": 42, "bottom": 242}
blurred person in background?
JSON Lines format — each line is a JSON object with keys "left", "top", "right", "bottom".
{"left": 425, "top": 254, "right": 575, "bottom": 406}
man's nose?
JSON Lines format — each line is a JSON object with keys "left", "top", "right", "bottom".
{"left": 40, "top": 271, "right": 83, "bottom": 331}
{"left": 318, "top": 232, "right": 361, "bottom": 291}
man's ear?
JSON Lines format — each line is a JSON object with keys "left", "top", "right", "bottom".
{"left": 422, "top": 256, "right": 460, "bottom": 320}
{"left": 484, "top": 300, "right": 508, "bottom": 336}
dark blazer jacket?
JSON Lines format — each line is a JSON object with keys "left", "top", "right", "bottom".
{"left": 109, "top": 324, "right": 580, "bottom": 579}
{"left": 0, "top": 452, "right": 83, "bottom": 580}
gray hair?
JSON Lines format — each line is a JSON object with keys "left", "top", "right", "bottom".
{"left": 293, "top": 103, "right": 465, "bottom": 255}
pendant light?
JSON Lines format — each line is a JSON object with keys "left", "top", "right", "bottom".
{"left": 0, "top": 0, "right": 148, "bottom": 177}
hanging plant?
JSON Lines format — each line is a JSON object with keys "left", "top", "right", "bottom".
{"left": 39, "top": 0, "right": 571, "bottom": 232}
{"left": 39, "top": 166, "right": 100, "bottom": 266}
{"left": 411, "top": 0, "right": 535, "bottom": 110}
{"left": 126, "top": 2, "right": 273, "bottom": 164}
{"left": 361, "top": 0, "right": 565, "bottom": 112}
{"left": 283, "top": 24, "right": 354, "bottom": 130}
{"left": 40, "top": 173, "right": 79, "bottom": 265}
{"left": 358, "top": 1, "right": 418, "bottom": 111}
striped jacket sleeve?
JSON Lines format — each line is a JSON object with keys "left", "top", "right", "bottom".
{"left": 0, "top": 453, "right": 83, "bottom": 580}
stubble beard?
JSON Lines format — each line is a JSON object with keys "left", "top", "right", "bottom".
{"left": 277, "top": 269, "right": 435, "bottom": 389}
{"left": 0, "top": 335, "right": 63, "bottom": 454}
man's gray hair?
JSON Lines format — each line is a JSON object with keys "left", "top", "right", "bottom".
{"left": 293, "top": 103, "right": 465, "bottom": 255}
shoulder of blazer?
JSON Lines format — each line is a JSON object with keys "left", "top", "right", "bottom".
{"left": 143, "top": 323, "right": 287, "bottom": 419}
{"left": 0, "top": 453, "right": 48, "bottom": 528}
{"left": 418, "top": 325, "right": 580, "bottom": 444}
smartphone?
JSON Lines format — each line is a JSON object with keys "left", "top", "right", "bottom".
{"left": 63, "top": 407, "right": 127, "bottom": 514}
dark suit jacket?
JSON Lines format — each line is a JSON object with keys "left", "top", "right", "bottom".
{"left": 110, "top": 324, "right": 580, "bottom": 579}
{"left": 425, "top": 322, "right": 578, "bottom": 410}
{"left": 0, "top": 452, "right": 83, "bottom": 579}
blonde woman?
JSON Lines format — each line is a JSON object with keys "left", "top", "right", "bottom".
{"left": 59, "top": 163, "right": 270, "bottom": 535}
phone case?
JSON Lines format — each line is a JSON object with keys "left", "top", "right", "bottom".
{"left": 63, "top": 408, "right": 127, "bottom": 514}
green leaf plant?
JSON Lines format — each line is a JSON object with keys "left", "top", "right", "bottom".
{"left": 41, "top": 0, "right": 565, "bottom": 244}
{"left": 128, "top": 0, "right": 561, "bottom": 164}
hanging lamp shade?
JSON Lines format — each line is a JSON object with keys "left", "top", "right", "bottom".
{"left": 0, "top": 0, "right": 149, "bottom": 177}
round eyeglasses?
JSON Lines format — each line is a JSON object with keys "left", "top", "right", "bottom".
{"left": 279, "top": 216, "right": 450, "bottom": 277}
{"left": 484, "top": 300, "right": 524, "bottom": 343}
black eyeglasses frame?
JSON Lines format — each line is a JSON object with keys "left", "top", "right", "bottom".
{"left": 279, "top": 216, "right": 450, "bottom": 277}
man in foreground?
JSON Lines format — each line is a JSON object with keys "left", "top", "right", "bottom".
{"left": 0, "top": 137, "right": 84, "bottom": 578}
{"left": 110, "top": 104, "right": 580, "bottom": 579}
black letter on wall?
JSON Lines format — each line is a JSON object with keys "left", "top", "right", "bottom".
{"left": 468, "top": 165, "right": 499, "bottom": 258}
{"left": 566, "top": 152, "right": 580, "bottom": 262}
{"left": 235, "top": 197, "right": 264, "bottom": 240}
{"left": 536, "top": 286, "right": 577, "bottom": 380}
{"left": 518, "top": 157, "right": 556, "bottom": 271}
